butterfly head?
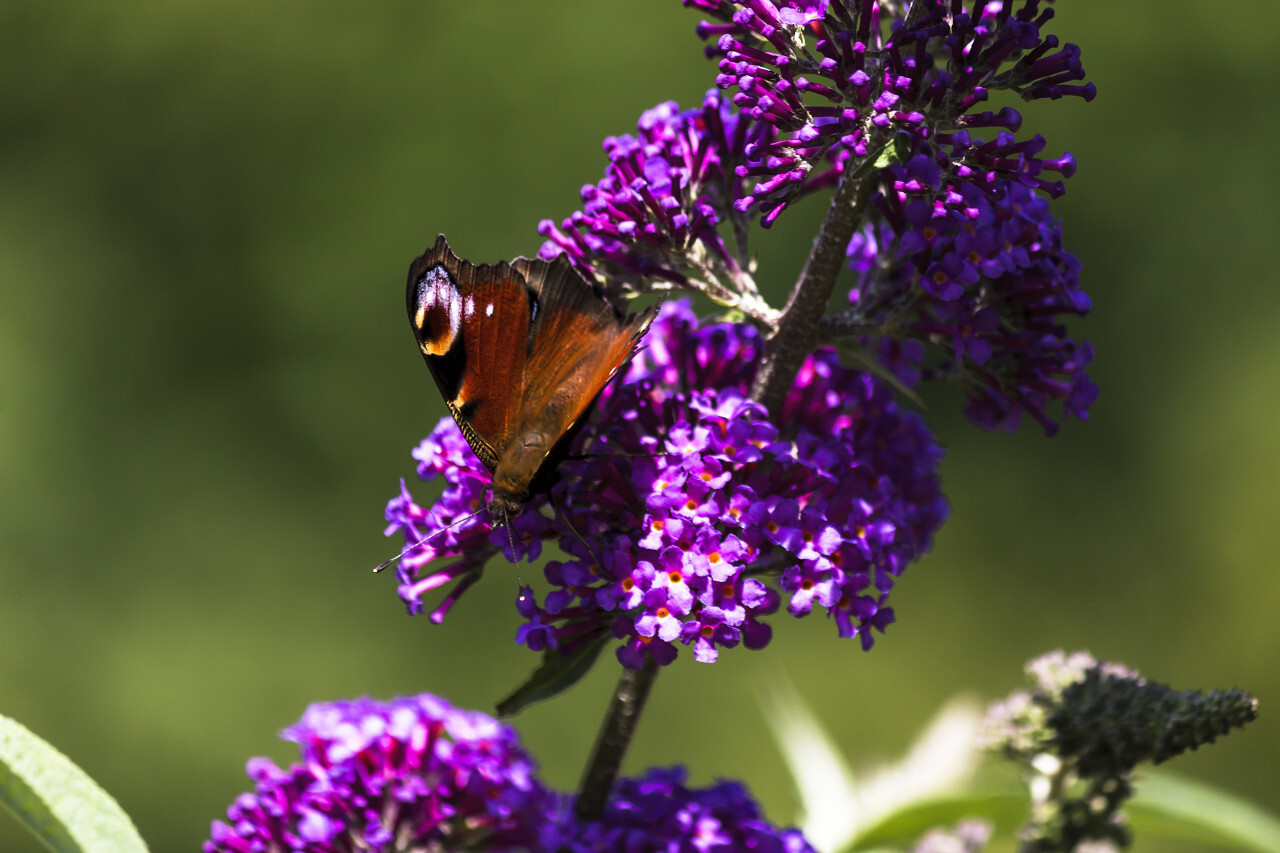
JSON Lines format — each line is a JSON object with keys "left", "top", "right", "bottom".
{"left": 486, "top": 479, "right": 532, "bottom": 564}
{"left": 485, "top": 492, "right": 523, "bottom": 529}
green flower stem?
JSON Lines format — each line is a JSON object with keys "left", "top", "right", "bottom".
{"left": 574, "top": 656, "right": 661, "bottom": 821}
{"left": 751, "top": 163, "right": 878, "bottom": 415}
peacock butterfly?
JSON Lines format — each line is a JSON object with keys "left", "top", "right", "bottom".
{"left": 406, "top": 234, "right": 658, "bottom": 530}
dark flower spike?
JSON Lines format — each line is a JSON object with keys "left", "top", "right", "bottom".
{"left": 387, "top": 301, "right": 947, "bottom": 668}
{"left": 1049, "top": 664, "right": 1260, "bottom": 779}
{"left": 982, "top": 650, "right": 1258, "bottom": 853}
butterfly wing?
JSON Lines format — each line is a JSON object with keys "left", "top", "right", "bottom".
{"left": 406, "top": 235, "right": 534, "bottom": 472}
{"left": 512, "top": 254, "right": 658, "bottom": 459}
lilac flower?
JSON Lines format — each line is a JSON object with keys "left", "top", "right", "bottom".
{"left": 689, "top": 0, "right": 1094, "bottom": 224}
{"left": 204, "top": 695, "right": 553, "bottom": 853}
{"left": 539, "top": 91, "right": 768, "bottom": 297}
{"left": 387, "top": 301, "right": 947, "bottom": 667}
{"left": 844, "top": 179, "right": 1096, "bottom": 434}
{"left": 549, "top": 766, "right": 818, "bottom": 853}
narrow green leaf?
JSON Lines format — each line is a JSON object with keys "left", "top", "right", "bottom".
{"left": 843, "top": 773, "right": 1280, "bottom": 853}
{"left": 1128, "top": 771, "right": 1280, "bottom": 852}
{"left": 496, "top": 634, "right": 610, "bottom": 717}
{"left": 761, "top": 679, "right": 981, "bottom": 852}
{"left": 845, "top": 792, "right": 1028, "bottom": 852}
{"left": 0, "top": 713, "right": 149, "bottom": 853}
{"left": 834, "top": 340, "right": 927, "bottom": 411}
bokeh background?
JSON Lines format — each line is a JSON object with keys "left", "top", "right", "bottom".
{"left": 2, "top": 1, "right": 1277, "bottom": 850}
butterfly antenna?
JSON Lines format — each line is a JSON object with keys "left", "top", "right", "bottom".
{"left": 502, "top": 516, "right": 526, "bottom": 586}
{"left": 372, "top": 509, "right": 483, "bottom": 573}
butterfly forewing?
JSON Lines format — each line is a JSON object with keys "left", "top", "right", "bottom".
{"left": 407, "top": 235, "right": 534, "bottom": 470}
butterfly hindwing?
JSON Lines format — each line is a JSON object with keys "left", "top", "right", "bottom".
{"left": 514, "top": 254, "right": 658, "bottom": 450}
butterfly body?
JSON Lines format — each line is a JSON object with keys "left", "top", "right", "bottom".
{"left": 407, "top": 235, "right": 657, "bottom": 527}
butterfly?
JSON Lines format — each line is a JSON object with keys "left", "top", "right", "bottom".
{"left": 406, "top": 235, "right": 658, "bottom": 532}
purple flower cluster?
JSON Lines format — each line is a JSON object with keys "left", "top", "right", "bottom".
{"left": 530, "top": 1, "right": 1094, "bottom": 435}
{"left": 204, "top": 695, "right": 551, "bottom": 853}
{"left": 205, "top": 696, "right": 816, "bottom": 853}
{"left": 386, "top": 301, "right": 947, "bottom": 668}
{"left": 691, "top": 0, "right": 1093, "bottom": 223}
{"left": 538, "top": 91, "right": 768, "bottom": 297}
{"left": 551, "top": 766, "right": 817, "bottom": 852}
{"left": 845, "top": 178, "right": 1096, "bottom": 433}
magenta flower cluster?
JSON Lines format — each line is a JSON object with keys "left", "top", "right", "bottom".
{"left": 846, "top": 177, "right": 1096, "bottom": 433}
{"left": 533, "top": 1, "right": 1096, "bottom": 433}
{"left": 542, "top": 0, "right": 1097, "bottom": 248}
{"left": 691, "top": 0, "right": 1092, "bottom": 223}
{"left": 204, "top": 695, "right": 551, "bottom": 853}
{"left": 553, "top": 766, "right": 817, "bottom": 853}
{"left": 538, "top": 91, "right": 765, "bottom": 290}
{"left": 386, "top": 301, "right": 946, "bottom": 668}
{"left": 205, "top": 695, "right": 815, "bottom": 853}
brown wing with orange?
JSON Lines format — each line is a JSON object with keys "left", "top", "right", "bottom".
{"left": 406, "top": 235, "right": 536, "bottom": 470}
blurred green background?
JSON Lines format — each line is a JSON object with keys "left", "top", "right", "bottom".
{"left": 2, "top": 1, "right": 1277, "bottom": 850}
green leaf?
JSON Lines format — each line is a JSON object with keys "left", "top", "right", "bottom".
{"left": 495, "top": 634, "right": 610, "bottom": 717}
{"left": 834, "top": 340, "right": 927, "bottom": 411}
{"left": 873, "top": 133, "right": 912, "bottom": 170}
{"left": 841, "top": 772, "right": 1280, "bottom": 853}
{"left": 1128, "top": 770, "right": 1280, "bottom": 852}
{"left": 761, "top": 679, "right": 982, "bottom": 852}
{"left": 0, "top": 713, "right": 149, "bottom": 853}
{"left": 843, "top": 133, "right": 910, "bottom": 185}
{"left": 843, "top": 792, "right": 1029, "bottom": 852}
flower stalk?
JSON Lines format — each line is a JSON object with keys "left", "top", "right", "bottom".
{"left": 751, "top": 156, "right": 880, "bottom": 414}
{"left": 574, "top": 655, "right": 662, "bottom": 821}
